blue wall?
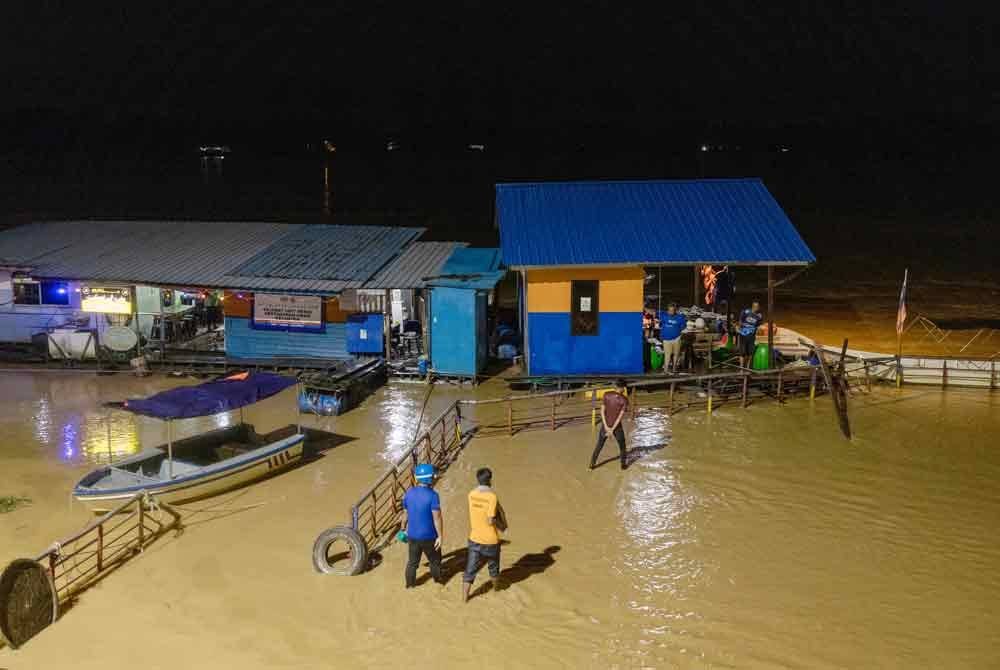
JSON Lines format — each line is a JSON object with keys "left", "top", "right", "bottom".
{"left": 225, "top": 316, "right": 350, "bottom": 361}
{"left": 430, "top": 287, "right": 486, "bottom": 376}
{"left": 527, "top": 312, "right": 643, "bottom": 375}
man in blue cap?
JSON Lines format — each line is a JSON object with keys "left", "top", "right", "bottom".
{"left": 401, "top": 463, "right": 443, "bottom": 588}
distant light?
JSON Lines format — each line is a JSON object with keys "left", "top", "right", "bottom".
{"left": 468, "top": 143, "right": 486, "bottom": 151}
{"left": 74, "top": 287, "right": 81, "bottom": 293}
{"left": 701, "top": 144, "right": 708, "bottom": 152}
{"left": 57, "top": 287, "right": 67, "bottom": 294}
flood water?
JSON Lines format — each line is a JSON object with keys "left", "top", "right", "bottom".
{"left": 2, "top": 370, "right": 999, "bottom": 668}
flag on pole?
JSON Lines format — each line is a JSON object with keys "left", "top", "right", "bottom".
{"left": 896, "top": 269, "right": 908, "bottom": 335}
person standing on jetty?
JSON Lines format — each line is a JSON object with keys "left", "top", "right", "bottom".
{"left": 463, "top": 467, "right": 507, "bottom": 602}
{"left": 660, "top": 303, "right": 687, "bottom": 373}
{"left": 736, "top": 300, "right": 765, "bottom": 369}
{"left": 589, "top": 380, "right": 630, "bottom": 471}
{"left": 401, "top": 463, "right": 443, "bottom": 588}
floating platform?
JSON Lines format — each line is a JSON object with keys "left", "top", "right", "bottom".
{"left": 298, "top": 358, "right": 387, "bottom": 415}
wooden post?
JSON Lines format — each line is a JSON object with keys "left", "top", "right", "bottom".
{"left": 507, "top": 398, "right": 513, "bottom": 436}
{"left": 97, "top": 524, "right": 104, "bottom": 572}
{"left": 706, "top": 379, "right": 713, "bottom": 414}
{"left": 809, "top": 368, "right": 817, "bottom": 400}
{"left": 669, "top": 382, "right": 675, "bottom": 413}
{"left": 991, "top": 360, "right": 997, "bottom": 391}
{"left": 370, "top": 490, "right": 377, "bottom": 535}
{"left": 942, "top": 358, "right": 948, "bottom": 388}
{"left": 863, "top": 359, "right": 872, "bottom": 392}
{"left": 767, "top": 265, "right": 775, "bottom": 370}
{"left": 742, "top": 372, "right": 749, "bottom": 407}
{"left": 424, "top": 434, "right": 432, "bottom": 462}
{"left": 776, "top": 369, "right": 784, "bottom": 404}
{"left": 454, "top": 404, "right": 462, "bottom": 442}
{"left": 591, "top": 390, "right": 597, "bottom": 429}
{"left": 550, "top": 395, "right": 556, "bottom": 431}
{"left": 48, "top": 552, "right": 57, "bottom": 582}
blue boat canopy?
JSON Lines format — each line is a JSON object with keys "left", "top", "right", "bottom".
{"left": 496, "top": 179, "right": 816, "bottom": 267}
{"left": 120, "top": 372, "right": 297, "bottom": 420}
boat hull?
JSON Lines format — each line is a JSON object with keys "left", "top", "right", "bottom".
{"left": 73, "top": 434, "right": 305, "bottom": 513}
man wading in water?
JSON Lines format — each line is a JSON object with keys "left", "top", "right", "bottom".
{"left": 401, "top": 463, "right": 443, "bottom": 588}
{"left": 462, "top": 467, "right": 507, "bottom": 602}
{"left": 589, "top": 380, "right": 630, "bottom": 471}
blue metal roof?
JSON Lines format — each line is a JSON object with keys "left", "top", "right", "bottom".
{"left": 496, "top": 179, "right": 815, "bottom": 267}
{"left": 426, "top": 247, "right": 505, "bottom": 290}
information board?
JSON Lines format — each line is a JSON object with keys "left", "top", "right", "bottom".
{"left": 81, "top": 286, "right": 132, "bottom": 314}
{"left": 252, "top": 293, "right": 324, "bottom": 332}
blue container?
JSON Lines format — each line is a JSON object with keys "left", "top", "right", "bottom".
{"left": 417, "top": 356, "right": 429, "bottom": 375}
{"left": 345, "top": 313, "right": 384, "bottom": 354}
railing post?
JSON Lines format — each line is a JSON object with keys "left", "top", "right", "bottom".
{"left": 424, "top": 434, "right": 432, "bottom": 463}
{"left": 97, "top": 524, "right": 104, "bottom": 573}
{"left": 809, "top": 368, "right": 817, "bottom": 400}
{"left": 706, "top": 379, "right": 713, "bottom": 414}
{"left": 48, "top": 552, "right": 57, "bottom": 583}
{"left": 741, "top": 372, "right": 749, "bottom": 407}
{"left": 440, "top": 420, "right": 446, "bottom": 461}
{"left": 370, "top": 490, "right": 377, "bottom": 534}
{"left": 455, "top": 404, "right": 462, "bottom": 442}
{"left": 550, "top": 395, "right": 556, "bottom": 431}
{"left": 863, "top": 359, "right": 872, "bottom": 392}
{"left": 669, "top": 382, "right": 675, "bottom": 414}
{"left": 992, "top": 360, "right": 997, "bottom": 391}
{"left": 776, "top": 369, "right": 784, "bottom": 404}
{"left": 351, "top": 505, "right": 360, "bottom": 530}
{"left": 507, "top": 398, "right": 513, "bottom": 436}
{"left": 942, "top": 359, "right": 948, "bottom": 388}
{"left": 137, "top": 498, "right": 145, "bottom": 551}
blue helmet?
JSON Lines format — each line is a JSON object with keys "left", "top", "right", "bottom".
{"left": 414, "top": 463, "right": 435, "bottom": 482}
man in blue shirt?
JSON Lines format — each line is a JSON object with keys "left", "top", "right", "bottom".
{"left": 401, "top": 463, "right": 443, "bottom": 588}
{"left": 659, "top": 303, "right": 687, "bottom": 373}
{"left": 736, "top": 300, "right": 764, "bottom": 368}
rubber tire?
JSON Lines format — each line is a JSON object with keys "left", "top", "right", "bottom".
{"left": 312, "top": 526, "right": 368, "bottom": 576}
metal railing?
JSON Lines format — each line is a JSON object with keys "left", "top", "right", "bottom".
{"left": 343, "top": 361, "right": 868, "bottom": 558}
{"left": 35, "top": 493, "right": 182, "bottom": 603}
{"left": 349, "top": 403, "right": 465, "bottom": 550}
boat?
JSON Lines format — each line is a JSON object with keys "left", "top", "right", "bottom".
{"left": 817, "top": 345, "right": 998, "bottom": 389}
{"left": 297, "top": 358, "right": 387, "bottom": 416}
{"left": 73, "top": 372, "right": 305, "bottom": 512}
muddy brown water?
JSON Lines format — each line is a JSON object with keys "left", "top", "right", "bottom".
{"left": 1, "top": 370, "right": 999, "bottom": 669}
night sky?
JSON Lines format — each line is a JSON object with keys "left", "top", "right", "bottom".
{"left": 1, "top": 3, "right": 989, "bottom": 137}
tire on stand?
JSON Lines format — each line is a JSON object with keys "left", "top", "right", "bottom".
{"left": 312, "top": 526, "right": 368, "bottom": 576}
{"left": 0, "top": 558, "right": 59, "bottom": 649}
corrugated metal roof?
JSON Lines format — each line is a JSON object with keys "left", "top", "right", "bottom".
{"left": 426, "top": 247, "right": 506, "bottom": 290}
{"left": 363, "top": 241, "right": 466, "bottom": 289}
{"left": 496, "top": 179, "right": 815, "bottom": 267}
{"left": 0, "top": 221, "right": 425, "bottom": 293}
{"left": 229, "top": 225, "right": 421, "bottom": 284}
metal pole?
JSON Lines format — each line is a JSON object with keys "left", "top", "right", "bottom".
{"left": 669, "top": 382, "right": 675, "bottom": 413}
{"left": 295, "top": 382, "right": 302, "bottom": 434}
{"left": 809, "top": 368, "right": 817, "bottom": 400}
{"left": 776, "top": 369, "right": 783, "bottom": 404}
{"left": 167, "top": 419, "right": 173, "bottom": 480}
{"left": 507, "top": 398, "right": 513, "bottom": 436}
{"left": 106, "top": 410, "right": 114, "bottom": 463}
{"left": 550, "top": 396, "right": 556, "bottom": 431}
{"left": 742, "top": 372, "right": 749, "bottom": 407}
{"left": 767, "top": 266, "right": 775, "bottom": 370}
{"left": 159, "top": 288, "right": 166, "bottom": 364}
{"left": 384, "top": 289, "right": 392, "bottom": 362}
{"left": 706, "top": 378, "right": 713, "bottom": 414}
{"left": 693, "top": 266, "right": 700, "bottom": 307}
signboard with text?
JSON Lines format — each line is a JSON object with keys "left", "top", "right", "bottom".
{"left": 252, "top": 293, "right": 324, "bottom": 332}
{"left": 81, "top": 286, "right": 132, "bottom": 314}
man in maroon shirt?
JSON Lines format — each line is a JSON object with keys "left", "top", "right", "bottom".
{"left": 589, "top": 380, "right": 630, "bottom": 471}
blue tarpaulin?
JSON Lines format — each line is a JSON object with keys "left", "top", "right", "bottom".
{"left": 121, "top": 372, "right": 297, "bottom": 420}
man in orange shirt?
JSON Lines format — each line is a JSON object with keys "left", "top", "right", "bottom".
{"left": 462, "top": 467, "right": 508, "bottom": 603}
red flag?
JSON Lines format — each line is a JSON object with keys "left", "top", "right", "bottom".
{"left": 896, "top": 269, "right": 908, "bottom": 335}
